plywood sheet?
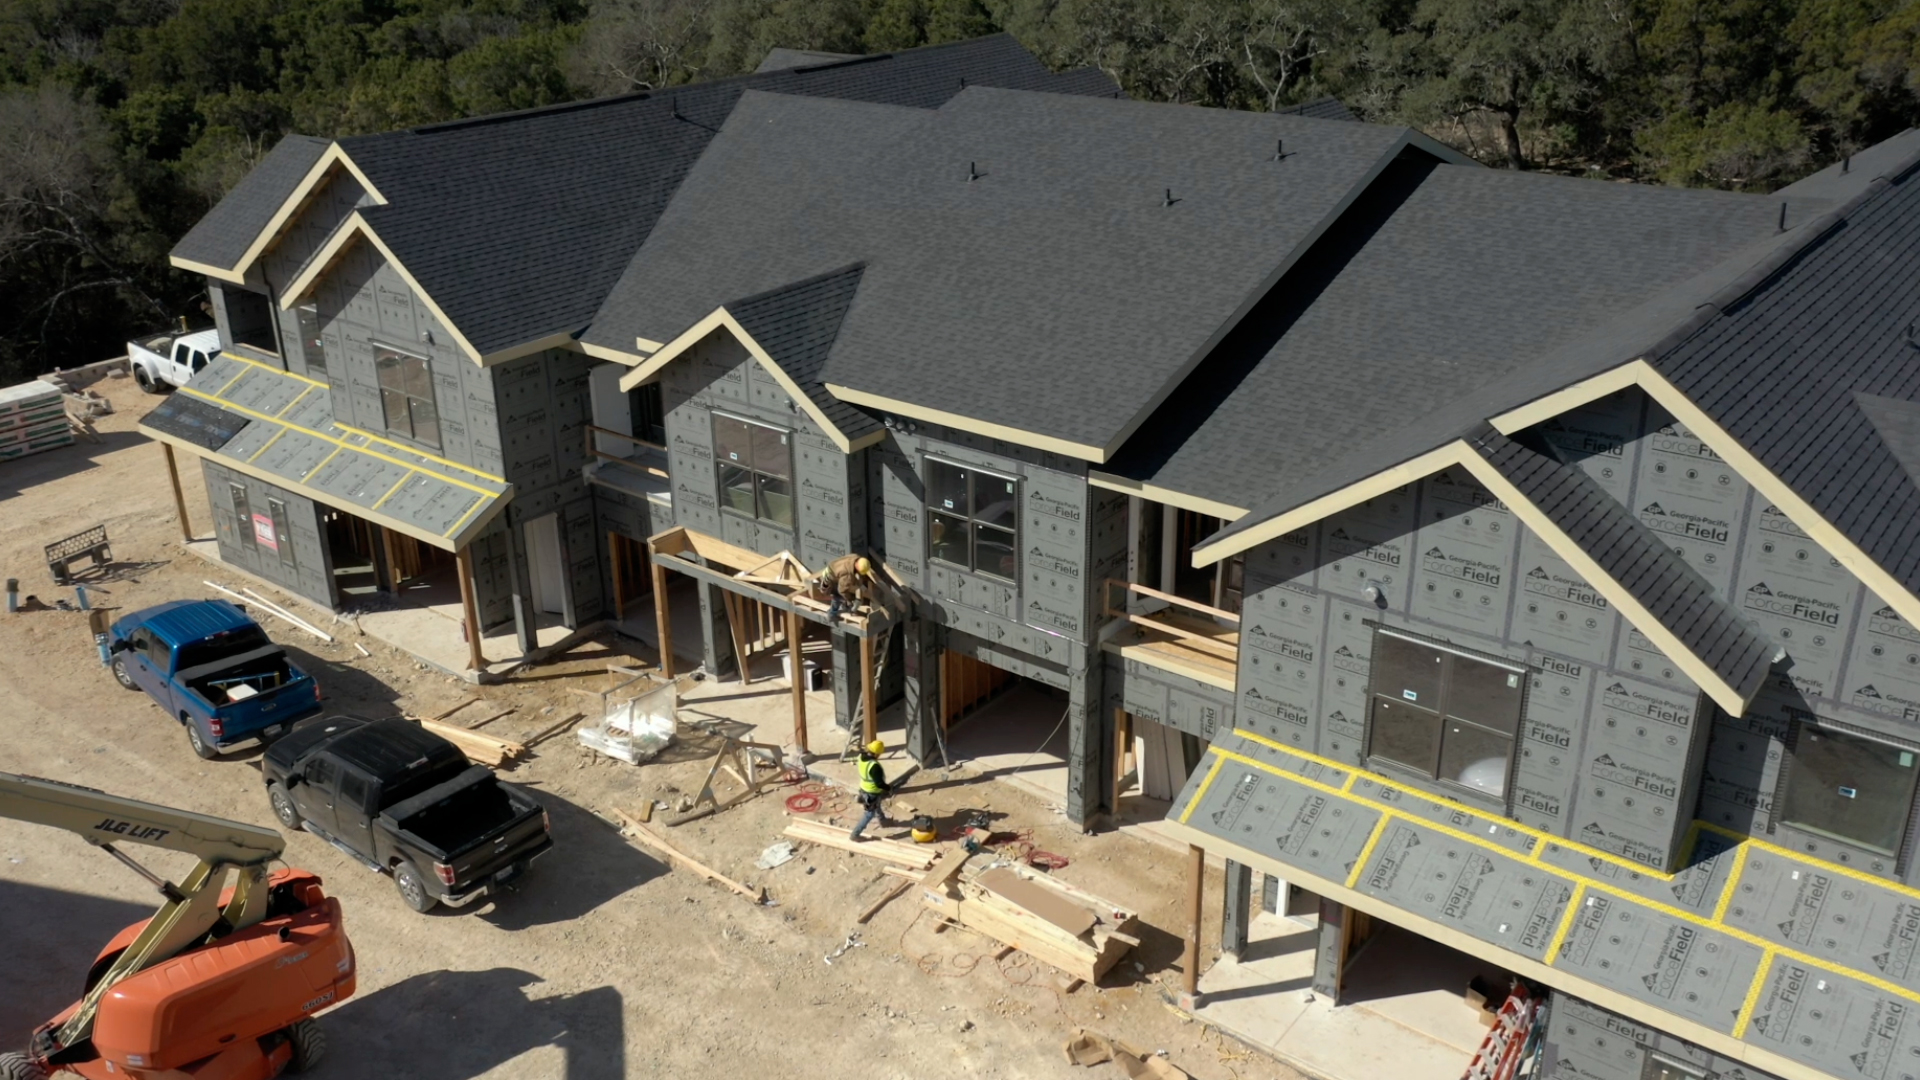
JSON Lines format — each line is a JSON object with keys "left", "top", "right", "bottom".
{"left": 977, "top": 868, "right": 1096, "bottom": 939}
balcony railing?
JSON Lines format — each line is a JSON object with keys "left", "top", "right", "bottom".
{"left": 582, "top": 424, "right": 669, "bottom": 496}
{"left": 1100, "top": 578, "right": 1239, "bottom": 688}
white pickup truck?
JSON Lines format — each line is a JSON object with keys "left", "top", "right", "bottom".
{"left": 127, "top": 328, "right": 221, "bottom": 393}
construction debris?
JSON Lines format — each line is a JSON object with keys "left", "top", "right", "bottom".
{"left": 755, "top": 840, "right": 797, "bottom": 870}
{"left": 920, "top": 859, "right": 1139, "bottom": 985}
{"left": 1064, "top": 1032, "right": 1188, "bottom": 1079}
{"left": 613, "top": 808, "right": 767, "bottom": 905}
{"left": 782, "top": 818, "right": 935, "bottom": 869}
{"left": 823, "top": 934, "right": 863, "bottom": 964}
{"left": 416, "top": 717, "right": 526, "bottom": 768}
{"left": 201, "top": 580, "right": 333, "bottom": 643}
{"left": 667, "top": 725, "right": 784, "bottom": 824}
{"left": 575, "top": 667, "right": 688, "bottom": 765}
{"left": 856, "top": 879, "right": 912, "bottom": 924}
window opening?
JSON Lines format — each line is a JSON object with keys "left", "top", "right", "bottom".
{"left": 375, "top": 345, "right": 441, "bottom": 450}
{"left": 712, "top": 413, "right": 793, "bottom": 528}
{"left": 1364, "top": 627, "right": 1526, "bottom": 801}
{"left": 926, "top": 458, "right": 1018, "bottom": 581}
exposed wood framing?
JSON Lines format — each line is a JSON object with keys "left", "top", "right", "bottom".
{"left": 163, "top": 444, "right": 192, "bottom": 542}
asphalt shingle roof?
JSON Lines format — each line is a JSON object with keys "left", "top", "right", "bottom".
{"left": 585, "top": 86, "right": 1424, "bottom": 453}
{"left": 1653, "top": 157, "right": 1920, "bottom": 596}
{"left": 1276, "top": 96, "right": 1357, "bottom": 122}
{"left": 725, "top": 264, "right": 881, "bottom": 441}
{"left": 1470, "top": 427, "right": 1775, "bottom": 703}
{"left": 340, "top": 35, "right": 1119, "bottom": 356}
{"left": 1107, "top": 156, "right": 1793, "bottom": 509}
{"left": 169, "top": 134, "right": 331, "bottom": 271}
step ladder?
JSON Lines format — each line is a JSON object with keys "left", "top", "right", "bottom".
{"left": 1462, "top": 986, "right": 1541, "bottom": 1080}
{"left": 840, "top": 620, "right": 896, "bottom": 762}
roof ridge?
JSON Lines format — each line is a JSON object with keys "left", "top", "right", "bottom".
{"left": 1642, "top": 140, "right": 1920, "bottom": 363}
{"left": 727, "top": 262, "right": 867, "bottom": 311}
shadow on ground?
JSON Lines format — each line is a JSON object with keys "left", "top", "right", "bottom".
{"left": 319, "top": 969, "right": 624, "bottom": 1080}
{"left": 0, "top": 879, "right": 152, "bottom": 1041}
{"left": 472, "top": 794, "right": 665, "bottom": 931}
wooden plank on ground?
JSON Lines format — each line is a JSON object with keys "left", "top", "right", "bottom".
{"left": 614, "top": 808, "right": 764, "bottom": 904}
{"left": 783, "top": 819, "right": 933, "bottom": 869}
{"left": 857, "top": 879, "right": 912, "bottom": 924}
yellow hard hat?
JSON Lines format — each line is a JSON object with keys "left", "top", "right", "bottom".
{"left": 865, "top": 739, "right": 885, "bottom": 756}
{"left": 856, "top": 557, "right": 872, "bottom": 575}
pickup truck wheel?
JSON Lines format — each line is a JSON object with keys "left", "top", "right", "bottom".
{"left": 133, "top": 367, "right": 160, "bottom": 394}
{"left": 393, "top": 862, "right": 438, "bottom": 913}
{"left": 0, "top": 1052, "right": 49, "bottom": 1080}
{"left": 110, "top": 655, "right": 139, "bottom": 691}
{"left": 269, "top": 786, "right": 303, "bottom": 831}
{"left": 284, "top": 1019, "right": 326, "bottom": 1072}
{"left": 184, "top": 720, "right": 218, "bottom": 760}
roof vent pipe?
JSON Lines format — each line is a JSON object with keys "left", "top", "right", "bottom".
{"left": 1272, "top": 138, "right": 1285, "bottom": 161}
{"left": 968, "top": 161, "right": 980, "bottom": 182}
{"left": 1778, "top": 202, "right": 1788, "bottom": 231}
{"left": 1843, "top": 154, "right": 1851, "bottom": 174}
{"left": 1163, "top": 188, "right": 1177, "bottom": 207}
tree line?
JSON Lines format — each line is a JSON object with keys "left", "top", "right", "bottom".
{"left": 3, "top": 0, "right": 1917, "bottom": 380}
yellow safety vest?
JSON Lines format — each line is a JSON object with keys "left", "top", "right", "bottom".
{"left": 858, "top": 757, "right": 886, "bottom": 795}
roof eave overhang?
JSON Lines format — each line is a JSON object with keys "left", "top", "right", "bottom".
{"left": 139, "top": 423, "right": 512, "bottom": 551}
{"left": 168, "top": 144, "right": 390, "bottom": 285}
{"left": 278, "top": 212, "right": 485, "bottom": 366}
{"left": 618, "top": 307, "right": 862, "bottom": 453}
{"left": 1087, "top": 471, "right": 1247, "bottom": 521}
{"left": 1202, "top": 357, "right": 1920, "bottom": 635}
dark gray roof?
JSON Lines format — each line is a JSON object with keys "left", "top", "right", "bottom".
{"left": 317, "top": 35, "right": 1117, "bottom": 356}
{"left": 725, "top": 264, "right": 882, "bottom": 441}
{"left": 169, "top": 135, "right": 330, "bottom": 271}
{"left": 1108, "top": 156, "right": 1794, "bottom": 508}
{"left": 1190, "top": 133, "right": 1912, "bottom": 553}
{"left": 586, "top": 86, "right": 1424, "bottom": 452}
{"left": 1276, "top": 96, "right": 1357, "bottom": 122}
{"left": 1855, "top": 392, "right": 1920, "bottom": 489}
{"left": 756, "top": 48, "right": 858, "bottom": 72}
{"left": 1653, "top": 155, "right": 1920, "bottom": 596}
{"left": 1775, "top": 128, "right": 1920, "bottom": 203}
{"left": 1469, "top": 427, "right": 1775, "bottom": 703}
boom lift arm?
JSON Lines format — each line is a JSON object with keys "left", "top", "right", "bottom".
{"left": 0, "top": 771, "right": 286, "bottom": 1060}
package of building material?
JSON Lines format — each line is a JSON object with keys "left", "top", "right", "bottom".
{"left": 921, "top": 860, "right": 1140, "bottom": 983}
{"left": 577, "top": 678, "right": 677, "bottom": 764}
{"left": 0, "top": 380, "right": 73, "bottom": 462}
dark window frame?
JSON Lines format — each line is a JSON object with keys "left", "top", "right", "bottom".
{"left": 1773, "top": 715, "right": 1920, "bottom": 865}
{"left": 267, "top": 497, "right": 298, "bottom": 571}
{"left": 295, "top": 302, "right": 327, "bottom": 376}
{"left": 924, "top": 457, "right": 1020, "bottom": 582}
{"left": 711, "top": 412, "right": 794, "bottom": 530}
{"left": 1362, "top": 626, "right": 1528, "bottom": 805}
{"left": 373, "top": 344, "right": 441, "bottom": 451}
{"left": 1640, "top": 1052, "right": 1708, "bottom": 1080}
{"left": 229, "top": 482, "right": 256, "bottom": 552}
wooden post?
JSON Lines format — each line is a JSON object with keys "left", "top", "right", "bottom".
{"left": 787, "top": 607, "right": 808, "bottom": 756}
{"left": 1182, "top": 843, "right": 1205, "bottom": 998}
{"left": 162, "top": 444, "right": 192, "bottom": 542}
{"left": 1113, "top": 708, "right": 1131, "bottom": 801}
{"left": 382, "top": 526, "right": 405, "bottom": 595}
{"left": 860, "top": 629, "right": 877, "bottom": 746}
{"left": 651, "top": 561, "right": 673, "bottom": 678}
{"left": 609, "top": 533, "right": 626, "bottom": 621}
{"left": 455, "top": 545, "right": 486, "bottom": 672}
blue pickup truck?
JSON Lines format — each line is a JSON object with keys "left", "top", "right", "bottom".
{"left": 109, "top": 600, "right": 322, "bottom": 759}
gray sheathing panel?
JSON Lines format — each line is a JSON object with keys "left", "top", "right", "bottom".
{"left": 199, "top": 459, "right": 336, "bottom": 609}
{"left": 214, "top": 418, "right": 283, "bottom": 463}
{"left": 1544, "top": 992, "right": 1788, "bottom": 1080}
{"left": 223, "top": 367, "right": 308, "bottom": 416}
{"left": 1743, "top": 961, "right": 1920, "bottom": 1079}
{"left": 279, "top": 389, "right": 334, "bottom": 432}
{"left": 381, "top": 476, "right": 483, "bottom": 537}
{"left": 308, "top": 451, "right": 413, "bottom": 509}
{"left": 1352, "top": 816, "right": 1573, "bottom": 959}
{"left": 1109, "top": 654, "right": 1236, "bottom": 742}
{"left": 1180, "top": 756, "right": 1383, "bottom": 886}
{"left": 1723, "top": 848, "right": 1920, "bottom": 986}
{"left": 1348, "top": 777, "right": 1541, "bottom": 857}
{"left": 252, "top": 429, "right": 335, "bottom": 481}
{"left": 1554, "top": 888, "right": 1764, "bottom": 1032}
{"left": 1536, "top": 827, "right": 1739, "bottom": 915}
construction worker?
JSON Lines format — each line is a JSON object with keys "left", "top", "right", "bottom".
{"left": 819, "top": 554, "right": 874, "bottom": 619}
{"left": 850, "top": 739, "right": 891, "bottom": 840}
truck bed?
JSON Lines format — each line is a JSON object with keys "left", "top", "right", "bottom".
{"left": 380, "top": 766, "right": 545, "bottom": 880}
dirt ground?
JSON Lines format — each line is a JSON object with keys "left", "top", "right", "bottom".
{"left": 0, "top": 374, "right": 1304, "bottom": 1080}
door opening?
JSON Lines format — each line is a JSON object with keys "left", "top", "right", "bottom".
{"left": 525, "top": 513, "right": 567, "bottom": 617}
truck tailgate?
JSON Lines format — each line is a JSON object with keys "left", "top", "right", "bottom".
{"left": 382, "top": 768, "right": 548, "bottom": 886}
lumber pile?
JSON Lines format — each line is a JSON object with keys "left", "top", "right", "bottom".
{"left": 417, "top": 717, "right": 526, "bottom": 768}
{"left": 0, "top": 380, "right": 74, "bottom": 462}
{"left": 782, "top": 818, "right": 935, "bottom": 870}
{"left": 920, "top": 861, "right": 1139, "bottom": 985}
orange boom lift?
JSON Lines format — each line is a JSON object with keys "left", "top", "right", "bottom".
{"left": 0, "top": 772, "right": 357, "bottom": 1080}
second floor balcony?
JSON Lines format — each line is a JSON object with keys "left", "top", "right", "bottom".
{"left": 1098, "top": 578, "right": 1239, "bottom": 690}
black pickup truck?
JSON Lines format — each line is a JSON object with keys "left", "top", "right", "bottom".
{"left": 261, "top": 715, "right": 553, "bottom": 913}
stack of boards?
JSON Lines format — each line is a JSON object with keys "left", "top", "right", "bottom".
{"left": 0, "top": 381, "right": 73, "bottom": 462}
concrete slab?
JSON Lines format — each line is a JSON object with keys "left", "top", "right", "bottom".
{"left": 942, "top": 680, "right": 1072, "bottom": 806}
{"left": 1197, "top": 912, "right": 1478, "bottom": 1080}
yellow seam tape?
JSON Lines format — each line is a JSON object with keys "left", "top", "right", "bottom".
{"left": 275, "top": 385, "right": 314, "bottom": 418}
{"left": 225, "top": 352, "right": 328, "bottom": 390}
{"left": 1203, "top": 743, "right": 1920, "bottom": 1006}
{"left": 213, "top": 364, "right": 252, "bottom": 397}
{"left": 1179, "top": 756, "right": 1226, "bottom": 824}
{"left": 440, "top": 491, "right": 491, "bottom": 540}
{"left": 1543, "top": 882, "right": 1586, "bottom": 964}
{"left": 245, "top": 427, "right": 289, "bottom": 464}
{"left": 1234, "top": 726, "right": 1679, "bottom": 882}
{"left": 333, "top": 421, "right": 505, "bottom": 483}
{"left": 179, "top": 387, "right": 496, "bottom": 497}
{"left": 370, "top": 470, "right": 415, "bottom": 510}
{"left": 1734, "top": 951, "right": 1776, "bottom": 1038}
{"left": 1711, "top": 850, "right": 1750, "bottom": 925}
{"left": 1346, "top": 813, "right": 1393, "bottom": 889}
